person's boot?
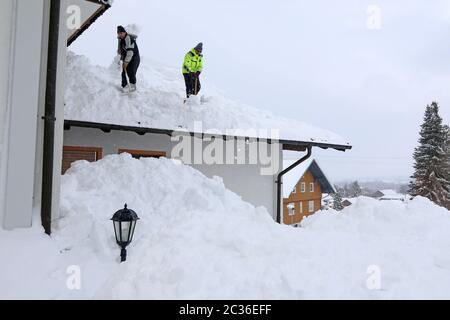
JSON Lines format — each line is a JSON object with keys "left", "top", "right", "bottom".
{"left": 129, "top": 83, "right": 137, "bottom": 92}
{"left": 122, "top": 84, "right": 130, "bottom": 93}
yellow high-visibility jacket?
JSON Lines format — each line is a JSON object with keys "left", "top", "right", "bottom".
{"left": 182, "top": 49, "right": 203, "bottom": 74}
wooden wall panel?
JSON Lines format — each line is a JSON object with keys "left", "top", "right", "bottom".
{"left": 62, "top": 146, "right": 103, "bottom": 174}
{"left": 283, "top": 170, "right": 323, "bottom": 225}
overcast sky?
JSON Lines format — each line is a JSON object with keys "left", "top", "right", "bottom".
{"left": 71, "top": 0, "right": 450, "bottom": 183}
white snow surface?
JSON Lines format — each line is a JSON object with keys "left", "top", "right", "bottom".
{"left": 1, "top": 154, "right": 450, "bottom": 299}
{"left": 64, "top": 52, "right": 349, "bottom": 146}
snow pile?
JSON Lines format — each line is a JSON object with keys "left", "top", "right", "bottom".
{"left": 57, "top": 154, "right": 294, "bottom": 299}
{"left": 1, "top": 155, "right": 450, "bottom": 299}
{"left": 0, "top": 226, "right": 64, "bottom": 299}
{"left": 64, "top": 53, "right": 349, "bottom": 146}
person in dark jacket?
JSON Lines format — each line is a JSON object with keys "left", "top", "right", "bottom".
{"left": 182, "top": 42, "right": 204, "bottom": 99}
{"left": 117, "top": 25, "right": 140, "bottom": 92}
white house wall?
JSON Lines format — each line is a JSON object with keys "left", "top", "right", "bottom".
{"left": 2, "top": 0, "right": 48, "bottom": 229}
{"left": 1, "top": 0, "right": 68, "bottom": 230}
{"left": 0, "top": 0, "right": 14, "bottom": 227}
{"left": 63, "top": 127, "right": 282, "bottom": 219}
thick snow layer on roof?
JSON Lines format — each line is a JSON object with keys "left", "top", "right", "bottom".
{"left": 379, "top": 189, "right": 406, "bottom": 200}
{"left": 282, "top": 158, "right": 335, "bottom": 198}
{"left": 380, "top": 189, "right": 403, "bottom": 197}
{"left": 64, "top": 53, "right": 350, "bottom": 146}
{"left": 1, "top": 156, "right": 450, "bottom": 299}
{"left": 282, "top": 159, "right": 314, "bottom": 198}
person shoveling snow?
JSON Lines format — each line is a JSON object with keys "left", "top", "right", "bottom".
{"left": 182, "top": 42, "right": 204, "bottom": 102}
{"left": 117, "top": 25, "right": 140, "bottom": 94}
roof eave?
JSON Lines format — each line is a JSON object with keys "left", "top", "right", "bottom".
{"left": 67, "top": 0, "right": 112, "bottom": 47}
{"left": 64, "top": 120, "right": 353, "bottom": 153}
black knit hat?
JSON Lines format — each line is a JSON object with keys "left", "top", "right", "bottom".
{"left": 117, "top": 25, "right": 126, "bottom": 33}
{"left": 194, "top": 42, "right": 203, "bottom": 51}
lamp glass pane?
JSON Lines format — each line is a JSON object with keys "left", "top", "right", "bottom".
{"left": 113, "top": 221, "right": 121, "bottom": 242}
{"left": 121, "top": 221, "right": 132, "bottom": 244}
{"left": 129, "top": 220, "right": 137, "bottom": 243}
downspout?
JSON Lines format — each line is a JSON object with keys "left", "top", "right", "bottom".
{"left": 41, "top": 0, "right": 61, "bottom": 235}
{"left": 276, "top": 146, "right": 312, "bottom": 224}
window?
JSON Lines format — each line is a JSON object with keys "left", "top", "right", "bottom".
{"left": 310, "top": 182, "right": 315, "bottom": 193}
{"left": 292, "top": 186, "right": 297, "bottom": 194}
{"left": 299, "top": 201, "right": 303, "bottom": 214}
{"left": 308, "top": 200, "right": 315, "bottom": 213}
{"left": 62, "top": 146, "right": 103, "bottom": 174}
{"left": 301, "top": 182, "right": 306, "bottom": 193}
{"left": 118, "top": 149, "right": 166, "bottom": 159}
{"left": 288, "top": 203, "right": 295, "bottom": 216}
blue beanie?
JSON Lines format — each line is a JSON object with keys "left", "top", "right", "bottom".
{"left": 194, "top": 43, "right": 203, "bottom": 51}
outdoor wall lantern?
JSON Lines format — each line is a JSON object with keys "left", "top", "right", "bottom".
{"left": 111, "top": 204, "right": 139, "bottom": 262}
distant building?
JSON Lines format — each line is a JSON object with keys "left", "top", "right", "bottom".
{"left": 342, "top": 199, "right": 353, "bottom": 207}
{"left": 372, "top": 189, "right": 406, "bottom": 202}
{"left": 283, "top": 159, "right": 335, "bottom": 226}
{"left": 370, "top": 190, "right": 385, "bottom": 199}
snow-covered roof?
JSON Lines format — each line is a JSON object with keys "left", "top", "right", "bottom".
{"left": 64, "top": 53, "right": 352, "bottom": 151}
{"left": 282, "top": 159, "right": 335, "bottom": 198}
{"left": 379, "top": 189, "right": 405, "bottom": 200}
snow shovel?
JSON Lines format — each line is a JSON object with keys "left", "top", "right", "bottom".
{"left": 122, "top": 63, "right": 132, "bottom": 94}
{"left": 122, "top": 65, "right": 136, "bottom": 94}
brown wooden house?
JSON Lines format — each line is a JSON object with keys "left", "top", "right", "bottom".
{"left": 283, "top": 159, "right": 335, "bottom": 226}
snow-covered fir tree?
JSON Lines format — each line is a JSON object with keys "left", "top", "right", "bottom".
{"left": 409, "top": 102, "right": 450, "bottom": 209}
{"left": 348, "top": 181, "right": 362, "bottom": 198}
{"left": 443, "top": 124, "right": 450, "bottom": 208}
{"left": 333, "top": 188, "right": 344, "bottom": 211}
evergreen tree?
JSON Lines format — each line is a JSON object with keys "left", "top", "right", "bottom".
{"left": 348, "top": 181, "right": 362, "bottom": 198}
{"left": 443, "top": 124, "right": 450, "bottom": 208}
{"left": 409, "top": 102, "right": 450, "bottom": 209}
{"left": 333, "top": 189, "right": 344, "bottom": 211}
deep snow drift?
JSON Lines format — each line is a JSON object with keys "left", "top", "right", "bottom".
{"left": 1, "top": 155, "right": 450, "bottom": 299}
{"left": 64, "top": 53, "right": 349, "bottom": 146}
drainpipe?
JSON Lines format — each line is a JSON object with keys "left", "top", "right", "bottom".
{"left": 276, "top": 146, "right": 312, "bottom": 224}
{"left": 41, "top": 0, "right": 61, "bottom": 235}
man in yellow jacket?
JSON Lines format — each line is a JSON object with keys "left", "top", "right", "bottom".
{"left": 182, "top": 43, "right": 204, "bottom": 99}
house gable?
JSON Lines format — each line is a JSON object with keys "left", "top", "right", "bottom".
{"left": 283, "top": 159, "right": 335, "bottom": 199}
{"left": 282, "top": 159, "right": 335, "bottom": 225}
{"left": 286, "top": 170, "right": 322, "bottom": 202}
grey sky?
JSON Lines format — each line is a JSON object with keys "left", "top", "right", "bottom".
{"left": 71, "top": 0, "right": 450, "bottom": 182}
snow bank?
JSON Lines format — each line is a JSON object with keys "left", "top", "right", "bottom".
{"left": 64, "top": 52, "right": 349, "bottom": 146}
{"left": 57, "top": 154, "right": 296, "bottom": 299}
{"left": 1, "top": 156, "right": 450, "bottom": 299}
{"left": 0, "top": 225, "right": 64, "bottom": 299}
